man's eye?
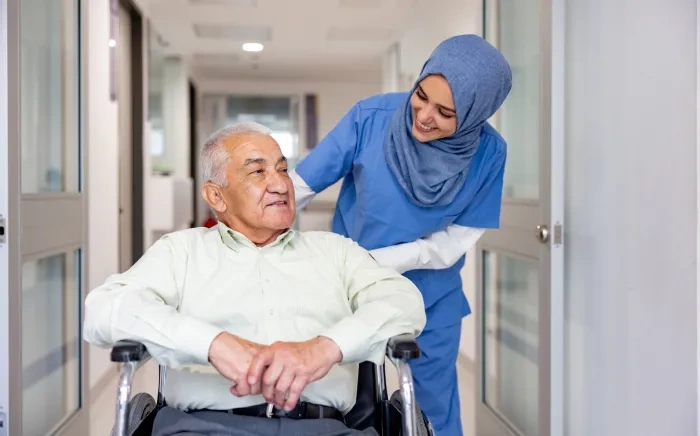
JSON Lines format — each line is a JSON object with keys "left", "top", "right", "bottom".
{"left": 280, "top": 168, "right": 289, "bottom": 173}
{"left": 251, "top": 169, "right": 264, "bottom": 175}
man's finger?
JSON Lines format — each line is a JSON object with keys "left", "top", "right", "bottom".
{"left": 284, "top": 376, "right": 308, "bottom": 411}
{"left": 273, "top": 388, "right": 286, "bottom": 409}
{"left": 231, "top": 379, "right": 251, "bottom": 397}
{"left": 262, "top": 361, "right": 284, "bottom": 403}
{"left": 262, "top": 360, "right": 284, "bottom": 386}
{"left": 247, "top": 349, "right": 275, "bottom": 385}
{"left": 249, "top": 374, "right": 264, "bottom": 396}
{"left": 274, "top": 368, "right": 295, "bottom": 408}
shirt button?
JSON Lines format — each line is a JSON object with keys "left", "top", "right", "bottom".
{"left": 264, "top": 278, "right": 271, "bottom": 283}
{"left": 268, "top": 309, "right": 274, "bottom": 315}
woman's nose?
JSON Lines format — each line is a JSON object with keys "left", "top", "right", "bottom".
{"left": 416, "top": 106, "right": 435, "bottom": 123}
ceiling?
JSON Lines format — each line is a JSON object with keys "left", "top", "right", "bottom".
{"left": 145, "top": 0, "right": 419, "bottom": 82}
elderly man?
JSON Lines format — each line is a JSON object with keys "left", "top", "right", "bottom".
{"left": 83, "top": 122, "right": 426, "bottom": 436}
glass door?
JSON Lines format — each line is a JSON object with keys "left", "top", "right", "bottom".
{"left": 475, "top": 0, "right": 565, "bottom": 435}
{"left": 0, "top": 0, "right": 89, "bottom": 434}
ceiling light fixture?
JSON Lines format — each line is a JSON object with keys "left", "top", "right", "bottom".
{"left": 242, "top": 42, "right": 264, "bottom": 52}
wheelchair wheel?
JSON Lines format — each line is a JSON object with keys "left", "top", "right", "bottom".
{"left": 389, "top": 390, "right": 433, "bottom": 436}
{"left": 110, "top": 392, "right": 157, "bottom": 436}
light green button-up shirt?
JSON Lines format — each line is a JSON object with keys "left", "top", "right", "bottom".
{"left": 84, "top": 223, "right": 426, "bottom": 413}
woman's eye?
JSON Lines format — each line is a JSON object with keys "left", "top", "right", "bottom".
{"left": 439, "top": 111, "right": 455, "bottom": 119}
{"left": 416, "top": 92, "right": 427, "bottom": 101}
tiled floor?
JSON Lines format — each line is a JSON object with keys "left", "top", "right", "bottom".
{"left": 89, "top": 356, "right": 476, "bottom": 436}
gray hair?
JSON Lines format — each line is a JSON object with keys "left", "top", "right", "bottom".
{"left": 200, "top": 121, "right": 272, "bottom": 186}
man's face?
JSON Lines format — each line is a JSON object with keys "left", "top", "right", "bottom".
{"left": 204, "top": 133, "right": 295, "bottom": 244}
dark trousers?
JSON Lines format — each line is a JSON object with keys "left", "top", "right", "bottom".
{"left": 152, "top": 406, "right": 380, "bottom": 436}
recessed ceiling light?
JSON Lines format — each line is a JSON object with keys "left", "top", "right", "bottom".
{"left": 242, "top": 42, "right": 264, "bottom": 52}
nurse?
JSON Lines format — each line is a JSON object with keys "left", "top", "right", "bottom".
{"left": 291, "top": 34, "right": 512, "bottom": 435}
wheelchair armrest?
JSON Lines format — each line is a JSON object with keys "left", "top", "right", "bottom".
{"left": 386, "top": 334, "right": 421, "bottom": 360}
{"left": 111, "top": 340, "right": 150, "bottom": 363}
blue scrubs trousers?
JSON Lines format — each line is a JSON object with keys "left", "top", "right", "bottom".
{"left": 411, "top": 323, "right": 463, "bottom": 435}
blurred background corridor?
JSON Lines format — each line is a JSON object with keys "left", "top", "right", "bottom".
{"left": 1, "top": 0, "right": 699, "bottom": 435}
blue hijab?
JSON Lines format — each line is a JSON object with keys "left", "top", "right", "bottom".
{"left": 384, "top": 35, "right": 512, "bottom": 207}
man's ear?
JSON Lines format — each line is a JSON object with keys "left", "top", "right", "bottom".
{"left": 201, "top": 182, "right": 228, "bottom": 213}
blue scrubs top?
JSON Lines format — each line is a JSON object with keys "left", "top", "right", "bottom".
{"left": 296, "top": 93, "right": 507, "bottom": 330}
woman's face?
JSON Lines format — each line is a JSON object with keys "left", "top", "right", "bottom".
{"left": 409, "top": 74, "right": 458, "bottom": 142}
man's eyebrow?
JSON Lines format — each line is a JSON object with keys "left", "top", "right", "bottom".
{"left": 243, "top": 158, "right": 266, "bottom": 166}
{"left": 243, "top": 156, "right": 287, "bottom": 167}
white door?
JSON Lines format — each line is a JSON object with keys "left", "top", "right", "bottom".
{"left": 0, "top": 0, "right": 89, "bottom": 434}
{"left": 475, "top": 0, "right": 565, "bottom": 435}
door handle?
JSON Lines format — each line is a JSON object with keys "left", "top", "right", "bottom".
{"left": 536, "top": 224, "right": 549, "bottom": 244}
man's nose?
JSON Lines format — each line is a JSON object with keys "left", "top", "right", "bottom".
{"left": 267, "top": 171, "right": 289, "bottom": 194}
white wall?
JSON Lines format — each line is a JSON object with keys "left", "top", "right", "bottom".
{"left": 565, "top": 0, "right": 697, "bottom": 435}
{"left": 86, "top": 0, "right": 120, "bottom": 389}
{"left": 391, "top": 0, "right": 482, "bottom": 364}
{"left": 396, "top": 0, "right": 482, "bottom": 89}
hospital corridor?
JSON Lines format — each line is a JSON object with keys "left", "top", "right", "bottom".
{"left": 1, "top": 0, "right": 699, "bottom": 435}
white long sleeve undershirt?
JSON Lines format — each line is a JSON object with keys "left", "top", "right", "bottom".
{"left": 291, "top": 170, "right": 485, "bottom": 274}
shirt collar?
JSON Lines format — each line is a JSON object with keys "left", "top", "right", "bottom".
{"left": 216, "top": 222, "right": 296, "bottom": 252}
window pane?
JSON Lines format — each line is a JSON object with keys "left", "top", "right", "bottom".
{"left": 148, "top": 23, "right": 166, "bottom": 162}
{"left": 21, "top": 0, "right": 80, "bottom": 193}
{"left": 482, "top": 251, "right": 539, "bottom": 436}
{"left": 485, "top": 0, "right": 540, "bottom": 200}
{"left": 21, "top": 251, "right": 81, "bottom": 435}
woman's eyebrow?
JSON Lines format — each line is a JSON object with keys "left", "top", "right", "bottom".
{"left": 417, "top": 85, "right": 456, "bottom": 113}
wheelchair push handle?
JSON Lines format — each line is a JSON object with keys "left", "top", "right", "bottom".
{"left": 386, "top": 334, "right": 421, "bottom": 360}
{"left": 111, "top": 340, "right": 150, "bottom": 363}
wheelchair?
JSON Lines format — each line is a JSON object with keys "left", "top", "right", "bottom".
{"left": 109, "top": 334, "right": 433, "bottom": 436}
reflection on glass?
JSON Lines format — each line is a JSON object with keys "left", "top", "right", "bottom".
{"left": 22, "top": 251, "right": 81, "bottom": 435}
{"left": 483, "top": 251, "right": 539, "bottom": 436}
{"left": 149, "top": 23, "right": 168, "bottom": 173}
{"left": 21, "top": 0, "right": 80, "bottom": 193}
{"left": 485, "top": 0, "right": 540, "bottom": 200}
